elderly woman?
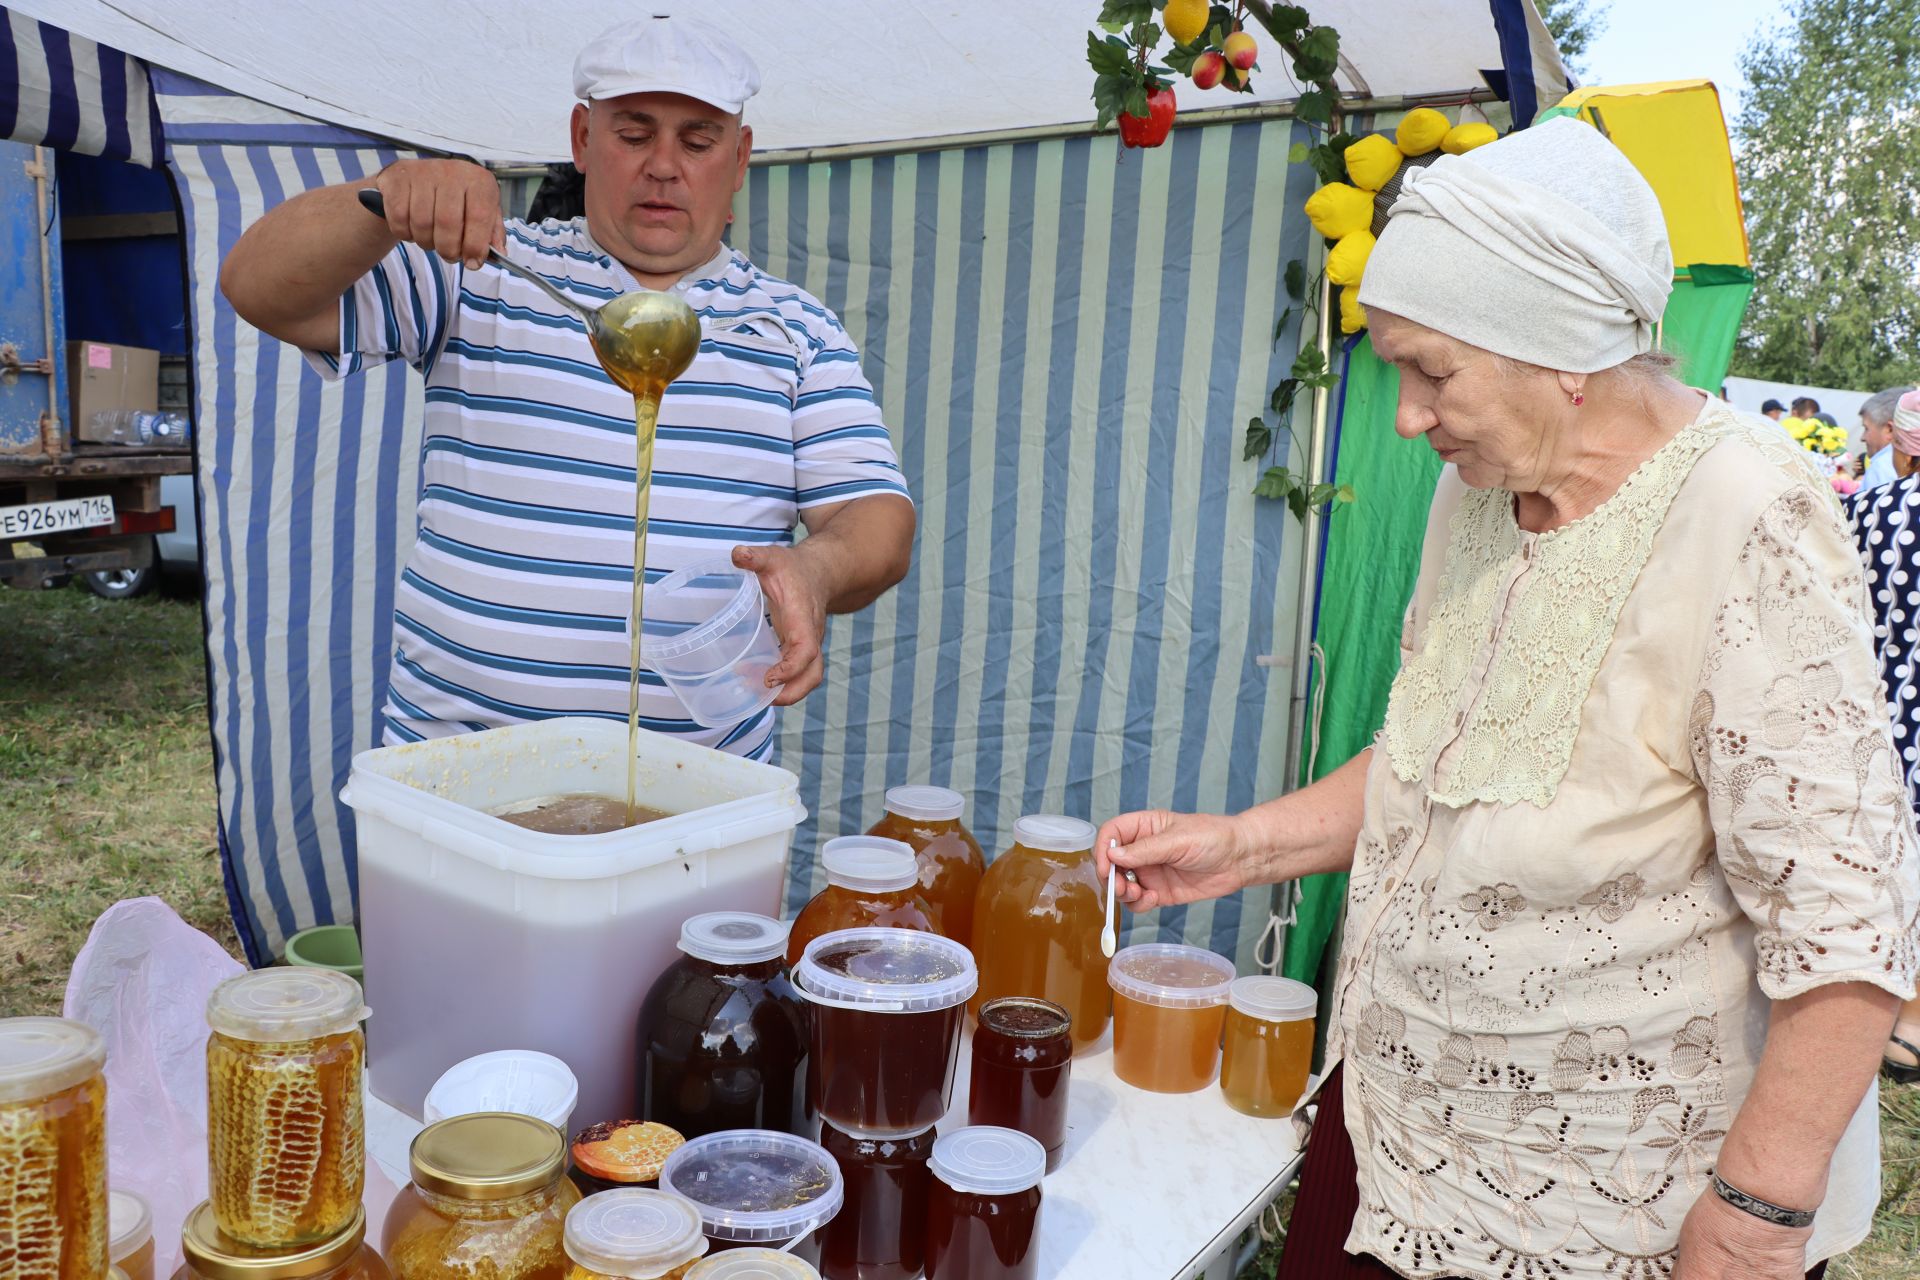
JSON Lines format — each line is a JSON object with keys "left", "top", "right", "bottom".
{"left": 1100, "top": 118, "right": 1918, "bottom": 1280}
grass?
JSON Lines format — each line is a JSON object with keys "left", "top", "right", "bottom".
{"left": 2, "top": 583, "right": 1916, "bottom": 1277}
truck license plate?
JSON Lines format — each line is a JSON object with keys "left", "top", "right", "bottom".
{"left": 0, "top": 494, "right": 115, "bottom": 539}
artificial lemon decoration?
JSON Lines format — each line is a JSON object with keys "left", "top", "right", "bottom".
{"left": 1326, "top": 231, "right": 1376, "bottom": 287}
{"left": 1395, "top": 108, "right": 1450, "bottom": 156}
{"left": 1304, "top": 182, "right": 1374, "bottom": 241}
{"left": 1344, "top": 134, "right": 1403, "bottom": 192}
{"left": 1339, "top": 285, "right": 1366, "bottom": 335}
{"left": 1442, "top": 121, "right": 1498, "bottom": 154}
{"left": 1163, "top": 0, "right": 1209, "bottom": 46}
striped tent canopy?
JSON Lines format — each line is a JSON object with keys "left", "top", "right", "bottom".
{"left": 4, "top": 4, "right": 1564, "bottom": 970}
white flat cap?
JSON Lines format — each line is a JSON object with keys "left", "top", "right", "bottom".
{"left": 573, "top": 16, "right": 762, "bottom": 114}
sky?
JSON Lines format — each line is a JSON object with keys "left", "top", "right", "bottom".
{"left": 1577, "top": 0, "right": 1786, "bottom": 120}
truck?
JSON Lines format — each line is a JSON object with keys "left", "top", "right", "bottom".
{"left": 0, "top": 140, "right": 192, "bottom": 590}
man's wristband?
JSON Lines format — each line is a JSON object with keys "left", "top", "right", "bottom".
{"left": 1712, "top": 1173, "right": 1816, "bottom": 1229}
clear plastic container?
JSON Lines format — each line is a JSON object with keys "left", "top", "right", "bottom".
{"left": 423, "top": 1050, "right": 579, "bottom": 1133}
{"left": 563, "top": 1189, "right": 708, "bottom": 1279}
{"left": 641, "top": 559, "right": 784, "bottom": 729}
{"left": 784, "top": 838, "right": 939, "bottom": 966}
{"left": 0, "top": 1016, "right": 109, "bottom": 1279}
{"left": 866, "top": 786, "right": 986, "bottom": 948}
{"left": 174, "top": 1202, "right": 391, "bottom": 1280}
{"left": 1108, "top": 944, "right": 1236, "bottom": 1094}
{"left": 923, "top": 1128, "right": 1045, "bottom": 1280}
{"left": 341, "top": 717, "right": 807, "bottom": 1127}
{"left": 684, "top": 1252, "right": 820, "bottom": 1279}
{"left": 1219, "top": 976, "right": 1317, "bottom": 1117}
{"left": 818, "top": 1122, "right": 935, "bottom": 1280}
{"left": 205, "top": 968, "right": 369, "bottom": 1247}
{"left": 637, "top": 914, "right": 811, "bottom": 1140}
{"left": 968, "top": 816, "right": 1109, "bottom": 1053}
{"left": 658, "top": 1130, "right": 844, "bottom": 1266}
{"left": 382, "top": 1111, "right": 578, "bottom": 1280}
{"left": 794, "top": 929, "right": 978, "bottom": 1138}
{"left": 968, "top": 997, "right": 1073, "bottom": 1171}
{"left": 111, "top": 1187, "right": 157, "bottom": 1280}
{"left": 570, "top": 1121, "right": 687, "bottom": 1194}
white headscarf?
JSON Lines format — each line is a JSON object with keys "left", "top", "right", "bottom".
{"left": 1894, "top": 388, "right": 1920, "bottom": 457}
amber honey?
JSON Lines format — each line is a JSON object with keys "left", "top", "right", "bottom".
{"left": 923, "top": 1128, "right": 1044, "bottom": 1280}
{"left": 1218, "top": 976, "right": 1317, "bottom": 1117}
{"left": 384, "top": 1112, "right": 578, "bottom": 1280}
{"left": 110, "top": 1187, "right": 157, "bottom": 1280}
{"left": 492, "top": 795, "right": 671, "bottom": 834}
{"left": 967, "top": 817, "right": 1109, "bottom": 1053}
{"left": 0, "top": 1017, "right": 109, "bottom": 1280}
{"left": 562, "top": 1187, "right": 708, "bottom": 1279}
{"left": 867, "top": 786, "right": 986, "bottom": 948}
{"left": 1108, "top": 944, "right": 1235, "bottom": 1094}
{"left": 785, "top": 837, "right": 939, "bottom": 966}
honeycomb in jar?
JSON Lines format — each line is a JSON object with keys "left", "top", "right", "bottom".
{"left": 0, "top": 1072, "right": 108, "bottom": 1279}
{"left": 384, "top": 1183, "right": 578, "bottom": 1280}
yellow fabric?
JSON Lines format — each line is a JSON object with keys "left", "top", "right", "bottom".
{"left": 1344, "top": 134, "right": 1403, "bottom": 191}
{"left": 1326, "top": 231, "right": 1375, "bottom": 287}
{"left": 1441, "top": 121, "right": 1497, "bottom": 154}
{"left": 1305, "top": 183, "right": 1374, "bottom": 241}
{"left": 1552, "top": 80, "right": 1749, "bottom": 268}
{"left": 1395, "top": 108, "right": 1450, "bottom": 156}
{"left": 1339, "top": 285, "right": 1366, "bottom": 334}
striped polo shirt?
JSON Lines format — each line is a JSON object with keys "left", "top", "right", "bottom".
{"left": 306, "top": 220, "right": 910, "bottom": 758}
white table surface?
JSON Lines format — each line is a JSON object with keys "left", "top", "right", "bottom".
{"left": 367, "top": 1026, "right": 1306, "bottom": 1280}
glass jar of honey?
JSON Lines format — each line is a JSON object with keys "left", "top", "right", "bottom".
{"left": 563, "top": 1189, "right": 708, "bottom": 1279}
{"left": 173, "top": 1201, "right": 391, "bottom": 1280}
{"left": 1108, "top": 944, "right": 1235, "bottom": 1093}
{"left": 684, "top": 1251, "right": 821, "bottom": 1279}
{"left": 0, "top": 1016, "right": 109, "bottom": 1279}
{"left": 570, "top": 1121, "right": 686, "bottom": 1194}
{"left": 968, "top": 816, "right": 1109, "bottom": 1054}
{"left": 637, "top": 913, "right": 810, "bottom": 1140}
{"left": 923, "top": 1128, "right": 1044, "bottom": 1280}
{"left": 659, "top": 1130, "right": 844, "bottom": 1266}
{"left": 968, "top": 998, "right": 1072, "bottom": 1172}
{"left": 111, "top": 1187, "right": 157, "bottom": 1280}
{"left": 205, "top": 968, "right": 368, "bottom": 1247}
{"left": 817, "top": 1122, "right": 935, "bottom": 1280}
{"left": 1219, "top": 976, "right": 1317, "bottom": 1118}
{"left": 794, "top": 929, "right": 977, "bottom": 1139}
{"left": 785, "top": 839, "right": 939, "bottom": 966}
{"left": 382, "top": 1111, "right": 578, "bottom": 1280}
{"left": 865, "top": 786, "right": 986, "bottom": 948}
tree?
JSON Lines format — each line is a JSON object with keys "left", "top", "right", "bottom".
{"left": 1731, "top": 0, "right": 1920, "bottom": 390}
{"left": 1536, "top": 0, "right": 1610, "bottom": 78}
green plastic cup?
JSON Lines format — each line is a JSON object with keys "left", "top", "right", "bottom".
{"left": 284, "top": 924, "right": 363, "bottom": 983}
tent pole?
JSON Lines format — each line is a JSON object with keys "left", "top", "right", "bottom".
{"left": 1283, "top": 199, "right": 1338, "bottom": 798}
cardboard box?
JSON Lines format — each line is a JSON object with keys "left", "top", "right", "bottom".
{"left": 66, "top": 341, "right": 159, "bottom": 444}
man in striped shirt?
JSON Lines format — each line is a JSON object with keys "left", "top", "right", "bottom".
{"left": 219, "top": 18, "right": 914, "bottom": 760}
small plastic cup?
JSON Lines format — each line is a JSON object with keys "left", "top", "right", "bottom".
{"left": 642, "top": 559, "right": 784, "bottom": 729}
{"left": 1108, "top": 943, "right": 1236, "bottom": 1094}
{"left": 659, "top": 1129, "right": 845, "bottom": 1266}
{"left": 283, "top": 924, "right": 364, "bottom": 982}
{"left": 108, "top": 1188, "right": 155, "bottom": 1280}
{"left": 423, "top": 1049, "right": 580, "bottom": 1134}
{"left": 686, "top": 1250, "right": 823, "bottom": 1279}
{"left": 564, "top": 1187, "right": 709, "bottom": 1279}
{"left": 1219, "top": 976, "right": 1318, "bottom": 1117}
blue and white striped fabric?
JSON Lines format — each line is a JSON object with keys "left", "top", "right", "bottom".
{"left": 0, "top": 6, "right": 159, "bottom": 166}
{"left": 307, "top": 231, "right": 909, "bottom": 755}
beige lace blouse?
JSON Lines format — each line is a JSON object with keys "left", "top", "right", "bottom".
{"left": 1324, "top": 400, "right": 1920, "bottom": 1278}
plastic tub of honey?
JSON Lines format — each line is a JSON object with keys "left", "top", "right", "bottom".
{"left": 658, "top": 1130, "right": 844, "bottom": 1266}
{"left": 685, "top": 1252, "right": 821, "bottom": 1279}
{"left": 923, "top": 1127, "right": 1045, "bottom": 1280}
{"left": 173, "top": 1202, "right": 391, "bottom": 1280}
{"left": 0, "top": 1016, "right": 109, "bottom": 1278}
{"left": 205, "top": 968, "right": 369, "bottom": 1247}
{"left": 1107, "top": 943, "right": 1236, "bottom": 1093}
{"left": 563, "top": 1189, "right": 709, "bottom": 1279}
{"left": 1219, "top": 976, "right": 1317, "bottom": 1117}
{"left": 111, "top": 1187, "right": 157, "bottom": 1280}
{"left": 382, "top": 1111, "right": 578, "bottom": 1280}
{"left": 793, "top": 928, "right": 977, "bottom": 1139}
{"left": 866, "top": 786, "right": 986, "bottom": 947}
{"left": 785, "top": 838, "right": 939, "bottom": 965}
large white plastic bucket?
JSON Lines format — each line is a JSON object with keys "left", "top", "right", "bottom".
{"left": 340, "top": 717, "right": 806, "bottom": 1126}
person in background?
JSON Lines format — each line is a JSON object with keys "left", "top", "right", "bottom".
{"left": 1843, "top": 385, "right": 1920, "bottom": 1087}
{"left": 1761, "top": 398, "right": 1786, "bottom": 420}
{"left": 1857, "top": 386, "right": 1913, "bottom": 493}
{"left": 1795, "top": 395, "right": 1840, "bottom": 429}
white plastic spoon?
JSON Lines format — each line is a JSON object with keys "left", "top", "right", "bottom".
{"left": 1102, "top": 840, "right": 1121, "bottom": 958}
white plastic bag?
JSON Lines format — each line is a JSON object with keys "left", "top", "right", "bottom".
{"left": 62, "top": 897, "right": 399, "bottom": 1275}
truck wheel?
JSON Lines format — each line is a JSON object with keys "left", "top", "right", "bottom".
{"left": 82, "top": 564, "right": 155, "bottom": 600}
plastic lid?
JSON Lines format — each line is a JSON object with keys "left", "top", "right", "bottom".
{"left": 1012, "top": 815, "right": 1095, "bottom": 854}
{"left": 1108, "top": 943, "right": 1237, "bottom": 1009}
{"left": 821, "top": 837, "right": 919, "bottom": 894}
{"left": 884, "top": 785, "right": 965, "bottom": 823}
{"left": 679, "top": 913, "right": 789, "bottom": 966}
{"left": 1228, "top": 975, "right": 1318, "bottom": 1023}
{"left": 110, "top": 1269, "right": 129, "bottom": 1280}
{"left": 793, "top": 928, "right": 977, "bottom": 1013}
{"left": 206, "top": 968, "right": 367, "bottom": 1043}
{"left": 640, "top": 559, "right": 761, "bottom": 664}
{"left": 181, "top": 1201, "right": 368, "bottom": 1279}
{"left": 686, "top": 1250, "right": 823, "bottom": 1279}
{"left": 659, "top": 1129, "right": 845, "bottom": 1243}
{"left": 423, "top": 1049, "right": 579, "bottom": 1130}
{"left": 929, "top": 1127, "right": 1046, "bottom": 1197}
{"left": 564, "top": 1189, "right": 709, "bottom": 1278}
{"left": 108, "top": 1188, "right": 154, "bottom": 1262}
{"left": 410, "top": 1112, "right": 567, "bottom": 1200}
{"left": 978, "top": 996, "right": 1072, "bottom": 1041}
{"left": 0, "top": 1016, "right": 104, "bottom": 1104}
{"left": 573, "top": 1119, "right": 688, "bottom": 1184}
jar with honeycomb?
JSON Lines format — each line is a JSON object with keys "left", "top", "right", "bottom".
{"left": 0, "top": 1016, "right": 108, "bottom": 1280}
{"left": 684, "top": 1252, "right": 820, "bottom": 1279}
{"left": 382, "top": 1111, "right": 579, "bottom": 1280}
{"left": 111, "top": 1187, "right": 157, "bottom": 1280}
{"left": 563, "top": 1188, "right": 708, "bottom": 1279}
{"left": 865, "top": 786, "right": 986, "bottom": 948}
{"left": 172, "top": 1201, "right": 391, "bottom": 1280}
{"left": 206, "top": 968, "right": 369, "bottom": 1247}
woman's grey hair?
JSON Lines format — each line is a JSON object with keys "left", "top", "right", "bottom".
{"left": 1861, "top": 386, "right": 1916, "bottom": 427}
